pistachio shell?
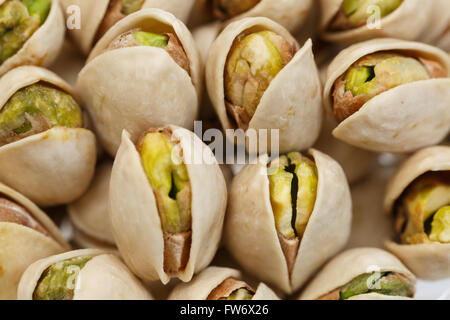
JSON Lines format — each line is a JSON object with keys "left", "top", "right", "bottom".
{"left": 319, "top": 0, "right": 431, "bottom": 44}
{"left": 110, "top": 126, "right": 227, "bottom": 283}
{"left": 0, "top": 66, "right": 96, "bottom": 206}
{"left": 0, "top": 0, "right": 64, "bottom": 76}
{"left": 60, "top": 0, "right": 195, "bottom": 55}
{"left": 17, "top": 249, "right": 152, "bottom": 299}
{"left": 418, "top": 0, "right": 450, "bottom": 45}
{"left": 0, "top": 182, "right": 69, "bottom": 299}
{"left": 383, "top": 146, "right": 450, "bottom": 279}
{"left": 68, "top": 160, "right": 115, "bottom": 247}
{"left": 324, "top": 38, "right": 450, "bottom": 153}
{"left": 168, "top": 266, "right": 279, "bottom": 300}
{"left": 206, "top": 17, "right": 322, "bottom": 154}
{"left": 77, "top": 9, "right": 202, "bottom": 156}
{"left": 299, "top": 247, "right": 415, "bottom": 300}
{"left": 224, "top": 149, "right": 352, "bottom": 294}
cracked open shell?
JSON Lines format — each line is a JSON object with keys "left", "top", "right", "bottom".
{"left": 318, "top": 0, "right": 431, "bottom": 45}
{"left": 60, "top": 0, "right": 195, "bottom": 55}
{"left": 323, "top": 38, "right": 450, "bottom": 153}
{"left": 169, "top": 266, "right": 279, "bottom": 300}
{"left": 17, "top": 249, "right": 152, "bottom": 300}
{"left": 224, "top": 149, "right": 352, "bottom": 294}
{"left": 206, "top": 17, "right": 322, "bottom": 154}
{"left": 109, "top": 125, "right": 227, "bottom": 284}
{"left": 299, "top": 248, "right": 415, "bottom": 300}
{"left": 0, "top": 182, "right": 70, "bottom": 299}
{"left": 0, "top": 66, "right": 97, "bottom": 206}
{"left": 384, "top": 146, "right": 450, "bottom": 279}
{"left": 0, "top": 0, "right": 65, "bottom": 76}
{"left": 68, "top": 160, "right": 116, "bottom": 250}
{"left": 77, "top": 9, "right": 202, "bottom": 156}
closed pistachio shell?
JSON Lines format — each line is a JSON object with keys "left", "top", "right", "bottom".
{"left": 224, "top": 149, "right": 352, "bottom": 294}
{"left": 206, "top": 17, "right": 322, "bottom": 154}
{"left": 168, "top": 266, "right": 279, "bottom": 300}
{"left": 299, "top": 248, "right": 415, "bottom": 300}
{"left": 110, "top": 126, "right": 227, "bottom": 284}
{"left": 17, "top": 249, "right": 152, "bottom": 300}
{"left": 384, "top": 146, "right": 450, "bottom": 279}
{"left": 319, "top": 0, "right": 431, "bottom": 45}
{"left": 0, "top": 183, "right": 70, "bottom": 299}
{"left": 77, "top": 9, "right": 202, "bottom": 156}
{"left": 0, "top": 66, "right": 97, "bottom": 206}
{"left": 60, "top": 0, "right": 195, "bottom": 55}
{"left": 68, "top": 160, "right": 116, "bottom": 248}
{"left": 324, "top": 38, "right": 450, "bottom": 153}
{"left": 0, "top": 0, "right": 65, "bottom": 76}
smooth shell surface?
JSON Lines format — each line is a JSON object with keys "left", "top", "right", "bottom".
{"left": 0, "top": 183, "right": 69, "bottom": 299}
{"left": 206, "top": 17, "right": 322, "bottom": 154}
{"left": 0, "top": 66, "right": 97, "bottom": 206}
{"left": 324, "top": 38, "right": 450, "bottom": 153}
{"left": 17, "top": 249, "right": 152, "bottom": 299}
{"left": 299, "top": 247, "right": 414, "bottom": 300}
{"left": 110, "top": 126, "right": 227, "bottom": 283}
{"left": 0, "top": 0, "right": 65, "bottom": 76}
{"left": 383, "top": 146, "right": 450, "bottom": 279}
{"left": 78, "top": 9, "right": 202, "bottom": 156}
{"left": 224, "top": 149, "right": 352, "bottom": 294}
{"left": 168, "top": 266, "right": 279, "bottom": 300}
{"left": 318, "top": 0, "right": 431, "bottom": 44}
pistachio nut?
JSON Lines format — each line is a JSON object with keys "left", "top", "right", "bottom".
{"left": 319, "top": 0, "right": 431, "bottom": 44}
{"left": 299, "top": 248, "right": 415, "bottom": 300}
{"left": 323, "top": 38, "right": 450, "bottom": 153}
{"left": 206, "top": 17, "right": 322, "bottom": 154}
{"left": 110, "top": 126, "right": 227, "bottom": 283}
{"left": 0, "top": 0, "right": 64, "bottom": 76}
{"left": 169, "top": 267, "right": 279, "bottom": 300}
{"left": 59, "top": 0, "right": 196, "bottom": 55}
{"left": 18, "top": 249, "right": 153, "bottom": 300}
{"left": 384, "top": 146, "right": 450, "bottom": 279}
{"left": 0, "top": 182, "right": 69, "bottom": 299}
{"left": 212, "top": 0, "right": 261, "bottom": 19}
{"left": 224, "top": 149, "right": 351, "bottom": 294}
{"left": 0, "top": 66, "right": 97, "bottom": 206}
{"left": 77, "top": 9, "right": 201, "bottom": 156}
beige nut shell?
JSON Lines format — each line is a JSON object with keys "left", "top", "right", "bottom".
{"left": 0, "top": 0, "right": 65, "bottom": 76}
{"left": 299, "top": 247, "right": 415, "bottom": 300}
{"left": 318, "top": 0, "right": 431, "bottom": 45}
{"left": 206, "top": 17, "right": 322, "bottom": 154}
{"left": 0, "top": 66, "right": 97, "bottom": 206}
{"left": 60, "top": 0, "right": 195, "bottom": 55}
{"left": 68, "top": 160, "right": 115, "bottom": 247}
{"left": 224, "top": 149, "right": 352, "bottom": 294}
{"left": 109, "top": 126, "right": 228, "bottom": 284}
{"left": 168, "top": 266, "right": 279, "bottom": 300}
{"left": 324, "top": 38, "right": 450, "bottom": 153}
{"left": 78, "top": 9, "right": 202, "bottom": 156}
{"left": 17, "top": 249, "right": 152, "bottom": 300}
{"left": 383, "top": 145, "right": 450, "bottom": 280}
{"left": 0, "top": 183, "right": 69, "bottom": 299}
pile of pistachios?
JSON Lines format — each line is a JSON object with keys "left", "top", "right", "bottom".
{"left": 0, "top": 0, "right": 449, "bottom": 301}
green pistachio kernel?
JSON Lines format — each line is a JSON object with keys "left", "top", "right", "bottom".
{"left": 429, "top": 206, "right": 450, "bottom": 243}
{"left": 33, "top": 256, "right": 92, "bottom": 300}
{"left": 0, "top": 0, "right": 51, "bottom": 62}
{"left": 139, "top": 131, "right": 191, "bottom": 234}
{"left": 342, "top": 0, "right": 403, "bottom": 26}
{"left": 0, "top": 84, "right": 83, "bottom": 145}
{"left": 268, "top": 152, "right": 318, "bottom": 240}
{"left": 134, "top": 31, "right": 169, "bottom": 48}
{"left": 340, "top": 272, "right": 413, "bottom": 300}
{"left": 220, "top": 288, "right": 254, "bottom": 300}
{"left": 225, "top": 30, "right": 293, "bottom": 122}
{"left": 121, "top": 0, "right": 144, "bottom": 15}
{"left": 218, "top": 0, "right": 261, "bottom": 18}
